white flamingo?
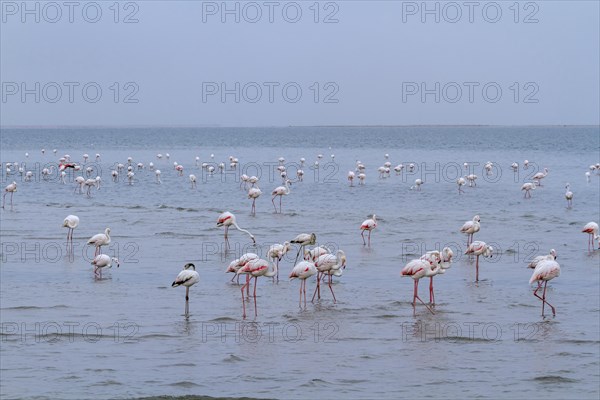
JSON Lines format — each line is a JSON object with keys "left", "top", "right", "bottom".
{"left": 312, "top": 250, "right": 346, "bottom": 303}
{"left": 564, "top": 183, "right": 573, "bottom": 208}
{"left": 190, "top": 174, "right": 197, "bottom": 189}
{"left": 2, "top": 182, "right": 17, "bottom": 208}
{"left": 62, "top": 215, "right": 79, "bottom": 246}
{"left": 521, "top": 182, "right": 535, "bottom": 198}
{"left": 290, "top": 261, "right": 317, "bottom": 309}
{"left": 401, "top": 259, "right": 439, "bottom": 315}
{"left": 529, "top": 258, "right": 560, "bottom": 317}
{"left": 465, "top": 241, "right": 493, "bottom": 282}
{"left": 172, "top": 263, "right": 200, "bottom": 318}
{"left": 360, "top": 214, "right": 377, "bottom": 246}
{"left": 248, "top": 187, "right": 262, "bottom": 215}
{"left": 528, "top": 249, "right": 557, "bottom": 269}
{"left": 348, "top": 171, "right": 355, "bottom": 186}
{"left": 91, "top": 254, "right": 119, "bottom": 278}
{"left": 87, "top": 228, "right": 111, "bottom": 257}
{"left": 267, "top": 242, "right": 291, "bottom": 282}
{"left": 291, "top": 233, "right": 317, "bottom": 265}
{"left": 271, "top": 179, "right": 291, "bottom": 213}
{"left": 582, "top": 222, "right": 599, "bottom": 251}
{"left": 460, "top": 215, "right": 480, "bottom": 246}
{"left": 236, "top": 258, "right": 277, "bottom": 318}
{"left": 216, "top": 211, "right": 256, "bottom": 250}
{"left": 533, "top": 167, "right": 549, "bottom": 186}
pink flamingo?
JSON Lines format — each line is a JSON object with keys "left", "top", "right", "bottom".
{"left": 172, "top": 263, "right": 200, "bottom": 318}
{"left": 271, "top": 179, "right": 291, "bottom": 213}
{"left": 248, "top": 187, "right": 262, "bottom": 215}
{"left": 528, "top": 249, "right": 557, "bottom": 269}
{"left": 87, "top": 228, "right": 111, "bottom": 257}
{"left": 216, "top": 211, "right": 256, "bottom": 250}
{"left": 62, "top": 215, "right": 79, "bottom": 247}
{"left": 267, "top": 242, "right": 290, "bottom": 283}
{"left": 360, "top": 214, "right": 377, "bottom": 246}
{"left": 2, "top": 181, "right": 17, "bottom": 208}
{"left": 291, "top": 233, "right": 316, "bottom": 265}
{"left": 465, "top": 241, "right": 493, "bottom": 282}
{"left": 236, "top": 258, "right": 277, "bottom": 319}
{"left": 529, "top": 258, "right": 560, "bottom": 317}
{"left": 421, "top": 248, "right": 453, "bottom": 304}
{"left": 521, "top": 182, "right": 535, "bottom": 198}
{"left": 582, "top": 222, "right": 599, "bottom": 251}
{"left": 401, "top": 259, "right": 439, "bottom": 315}
{"left": 91, "top": 254, "right": 119, "bottom": 279}
{"left": 290, "top": 261, "right": 317, "bottom": 309}
{"left": 312, "top": 250, "right": 346, "bottom": 303}
{"left": 460, "top": 215, "right": 480, "bottom": 247}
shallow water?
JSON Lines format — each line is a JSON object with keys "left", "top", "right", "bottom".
{"left": 1, "top": 127, "right": 599, "bottom": 399}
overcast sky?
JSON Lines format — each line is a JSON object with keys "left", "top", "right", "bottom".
{"left": 1, "top": 1, "right": 599, "bottom": 126}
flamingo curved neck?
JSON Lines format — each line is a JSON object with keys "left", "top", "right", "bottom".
{"left": 264, "top": 259, "right": 278, "bottom": 277}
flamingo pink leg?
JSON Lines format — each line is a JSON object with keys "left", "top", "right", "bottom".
{"left": 185, "top": 286, "right": 190, "bottom": 317}
{"left": 253, "top": 277, "right": 258, "bottom": 317}
{"left": 312, "top": 272, "right": 321, "bottom": 302}
{"left": 328, "top": 274, "right": 337, "bottom": 303}
{"left": 224, "top": 226, "right": 230, "bottom": 250}
{"left": 475, "top": 255, "right": 480, "bottom": 282}
{"left": 368, "top": 230, "right": 372, "bottom": 246}
{"left": 533, "top": 281, "right": 556, "bottom": 317}
{"left": 361, "top": 230, "right": 366, "bottom": 245}
{"left": 412, "top": 279, "right": 434, "bottom": 316}
{"left": 240, "top": 279, "right": 250, "bottom": 319}
{"left": 429, "top": 276, "right": 435, "bottom": 304}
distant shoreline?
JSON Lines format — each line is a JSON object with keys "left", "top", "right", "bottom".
{"left": 2, "top": 125, "right": 599, "bottom": 129}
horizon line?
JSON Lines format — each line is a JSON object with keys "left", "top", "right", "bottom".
{"left": 1, "top": 124, "right": 599, "bottom": 129}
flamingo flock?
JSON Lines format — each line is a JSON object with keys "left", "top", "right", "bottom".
{"left": 2, "top": 149, "right": 599, "bottom": 322}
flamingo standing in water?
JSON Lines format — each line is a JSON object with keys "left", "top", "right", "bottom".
{"left": 564, "top": 183, "right": 573, "bottom": 208}
{"left": 358, "top": 173, "right": 366, "bottom": 185}
{"left": 360, "top": 214, "right": 377, "bottom": 246}
{"left": 290, "top": 261, "right": 317, "bottom": 309}
{"left": 236, "top": 258, "right": 277, "bottom": 318}
{"left": 533, "top": 168, "right": 549, "bottom": 186}
{"left": 521, "top": 182, "right": 535, "bottom": 198}
{"left": 421, "top": 248, "right": 453, "bottom": 305}
{"left": 87, "top": 228, "right": 111, "bottom": 257}
{"left": 267, "top": 242, "right": 291, "bottom": 282}
{"left": 62, "top": 215, "right": 79, "bottom": 246}
{"left": 216, "top": 211, "right": 256, "bottom": 250}
{"left": 248, "top": 187, "right": 262, "bottom": 215}
{"left": 401, "top": 258, "right": 439, "bottom": 315}
{"left": 523, "top": 160, "right": 529, "bottom": 169}
{"left": 582, "top": 222, "right": 599, "bottom": 251}
{"left": 304, "top": 245, "right": 330, "bottom": 262}
{"left": 271, "top": 179, "right": 291, "bottom": 213}
{"left": 91, "top": 254, "right": 119, "bottom": 278}
{"left": 291, "top": 233, "right": 316, "bottom": 265}
{"left": 460, "top": 215, "right": 480, "bottom": 247}
{"left": 348, "top": 171, "right": 355, "bottom": 186}
{"left": 2, "top": 182, "right": 17, "bottom": 208}
{"left": 457, "top": 177, "right": 466, "bottom": 194}
{"left": 411, "top": 179, "right": 423, "bottom": 191}
{"left": 465, "top": 241, "right": 493, "bottom": 282}
{"left": 529, "top": 258, "right": 560, "bottom": 317}
{"left": 226, "top": 253, "right": 258, "bottom": 286}
{"left": 312, "top": 250, "right": 346, "bottom": 303}
{"left": 172, "top": 263, "right": 200, "bottom": 318}
{"left": 528, "top": 249, "right": 557, "bottom": 269}
{"left": 155, "top": 170, "right": 162, "bottom": 184}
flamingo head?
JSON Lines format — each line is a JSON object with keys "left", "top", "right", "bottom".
{"left": 184, "top": 263, "right": 195, "bottom": 271}
{"left": 112, "top": 257, "right": 120, "bottom": 268}
{"left": 550, "top": 249, "right": 557, "bottom": 259}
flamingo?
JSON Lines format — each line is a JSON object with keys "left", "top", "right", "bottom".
{"left": 304, "top": 245, "right": 330, "bottom": 262}
{"left": 312, "top": 250, "right": 346, "bottom": 303}
{"left": 460, "top": 215, "right": 480, "bottom": 246}
{"left": 564, "top": 183, "right": 573, "bottom": 208}
{"left": 411, "top": 179, "right": 423, "bottom": 191}
{"left": 226, "top": 253, "right": 259, "bottom": 284}
{"left": 394, "top": 164, "right": 404, "bottom": 175}
{"left": 465, "top": 241, "right": 493, "bottom": 282}
{"left": 41, "top": 166, "right": 54, "bottom": 180}
{"left": 484, "top": 162, "right": 493, "bottom": 176}
{"left": 155, "top": 170, "right": 162, "bottom": 184}
{"left": 586, "top": 171, "right": 591, "bottom": 183}
{"left": 2, "top": 182, "right": 17, "bottom": 208}
{"left": 62, "top": 215, "right": 79, "bottom": 246}
{"left": 87, "top": 228, "right": 111, "bottom": 257}
{"left": 175, "top": 164, "right": 184, "bottom": 176}
{"left": 83, "top": 153, "right": 89, "bottom": 162}
{"left": 127, "top": 172, "right": 135, "bottom": 185}
{"left": 25, "top": 171, "right": 33, "bottom": 181}
{"left": 457, "top": 177, "right": 466, "bottom": 194}
{"left": 421, "top": 248, "right": 453, "bottom": 304}
{"left": 352, "top": 173, "right": 363, "bottom": 186}
{"left": 236, "top": 258, "right": 277, "bottom": 318}
{"left": 466, "top": 174, "right": 477, "bottom": 187}
{"left": 172, "top": 263, "right": 200, "bottom": 318}
{"left": 271, "top": 179, "right": 291, "bottom": 213}
{"left": 297, "top": 169, "right": 304, "bottom": 181}
{"left": 96, "top": 153, "right": 101, "bottom": 161}
{"left": 511, "top": 162, "right": 519, "bottom": 172}
{"left": 84, "top": 178, "right": 97, "bottom": 197}
{"left": 401, "top": 259, "right": 438, "bottom": 315}
{"left": 521, "top": 182, "right": 535, "bottom": 198}
{"left": 290, "top": 261, "right": 317, "bottom": 309}
{"left": 189, "top": 174, "right": 197, "bottom": 189}
{"left": 528, "top": 249, "right": 557, "bottom": 269}
{"left": 360, "top": 214, "right": 377, "bottom": 246}
{"left": 248, "top": 176, "right": 259, "bottom": 187}
{"left": 111, "top": 170, "right": 118, "bottom": 182}
{"left": 533, "top": 167, "right": 549, "bottom": 186}
{"left": 248, "top": 187, "right": 262, "bottom": 215}
{"left": 267, "top": 242, "right": 290, "bottom": 282}
{"left": 523, "top": 160, "right": 529, "bottom": 169}
{"left": 529, "top": 258, "right": 560, "bottom": 317}
{"left": 216, "top": 211, "right": 256, "bottom": 250}
{"left": 291, "top": 233, "right": 317, "bottom": 265}
{"left": 74, "top": 176, "right": 85, "bottom": 194}
{"left": 240, "top": 174, "right": 249, "bottom": 190}
{"left": 348, "top": 171, "right": 355, "bottom": 186}
{"left": 91, "top": 254, "right": 119, "bottom": 278}
{"left": 582, "top": 222, "right": 599, "bottom": 251}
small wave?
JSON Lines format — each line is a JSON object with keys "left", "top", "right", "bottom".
{"left": 223, "top": 354, "right": 245, "bottom": 363}
{"left": 1, "top": 305, "right": 69, "bottom": 310}
{"left": 300, "top": 378, "right": 333, "bottom": 387}
{"left": 209, "top": 317, "right": 238, "bottom": 322}
{"left": 558, "top": 339, "right": 600, "bottom": 345}
{"left": 90, "top": 380, "right": 123, "bottom": 386}
{"left": 440, "top": 336, "right": 498, "bottom": 343}
{"left": 167, "top": 381, "right": 203, "bottom": 388}
{"left": 532, "top": 375, "right": 579, "bottom": 383}
{"left": 137, "top": 334, "right": 177, "bottom": 340}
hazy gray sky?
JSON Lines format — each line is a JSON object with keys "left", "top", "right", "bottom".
{"left": 1, "top": 1, "right": 599, "bottom": 126}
